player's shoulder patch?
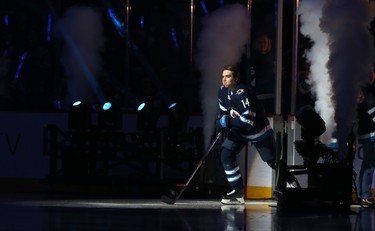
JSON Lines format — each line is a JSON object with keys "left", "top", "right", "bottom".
{"left": 236, "top": 89, "right": 245, "bottom": 95}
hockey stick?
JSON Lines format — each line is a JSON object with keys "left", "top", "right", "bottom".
{"left": 161, "top": 131, "right": 223, "bottom": 205}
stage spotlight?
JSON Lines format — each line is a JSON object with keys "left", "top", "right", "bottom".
{"left": 294, "top": 105, "right": 327, "bottom": 163}
{"left": 168, "top": 102, "right": 177, "bottom": 109}
{"left": 296, "top": 105, "right": 326, "bottom": 143}
{"left": 103, "top": 102, "right": 112, "bottom": 110}
{"left": 68, "top": 100, "right": 92, "bottom": 130}
{"left": 136, "top": 100, "right": 160, "bottom": 131}
{"left": 98, "top": 101, "right": 123, "bottom": 130}
{"left": 137, "top": 102, "right": 146, "bottom": 111}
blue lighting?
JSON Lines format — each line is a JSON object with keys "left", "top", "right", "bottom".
{"left": 200, "top": 1, "right": 209, "bottom": 15}
{"left": 103, "top": 102, "right": 112, "bottom": 110}
{"left": 107, "top": 8, "right": 126, "bottom": 37}
{"left": 171, "top": 28, "right": 179, "bottom": 48}
{"left": 14, "top": 52, "right": 27, "bottom": 80}
{"left": 220, "top": 0, "right": 224, "bottom": 8}
{"left": 57, "top": 100, "right": 62, "bottom": 110}
{"left": 137, "top": 103, "right": 146, "bottom": 111}
{"left": 47, "top": 15, "right": 52, "bottom": 41}
{"left": 4, "top": 15, "right": 9, "bottom": 26}
{"left": 21, "top": 52, "right": 27, "bottom": 60}
{"left": 140, "top": 16, "right": 144, "bottom": 29}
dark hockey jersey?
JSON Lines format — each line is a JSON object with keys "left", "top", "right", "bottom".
{"left": 217, "top": 83, "right": 273, "bottom": 142}
{"left": 357, "top": 83, "right": 375, "bottom": 144}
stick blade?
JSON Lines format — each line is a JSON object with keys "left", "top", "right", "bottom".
{"left": 161, "top": 194, "right": 176, "bottom": 205}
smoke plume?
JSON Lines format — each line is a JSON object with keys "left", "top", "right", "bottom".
{"left": 195, "top": 3, "right": 250, "bottom": 147}
{"left": 321, "top": 0, "right": 374, "bottom": 160}
{"left": 299, "top": 0, "right": 375, "bottom": 160}
{"left": 56, "top": 6, "right": 105, "bottom": 109}
{"left": 298, "top": 0, "right": 335, "bottom": 144}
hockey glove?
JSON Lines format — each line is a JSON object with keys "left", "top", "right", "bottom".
{"left": 215, "top": 115, "right": 231, "bottom": 132}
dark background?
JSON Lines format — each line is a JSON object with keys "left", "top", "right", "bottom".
{"left": 0, "top": 0, "right": 300, "bottom": 115}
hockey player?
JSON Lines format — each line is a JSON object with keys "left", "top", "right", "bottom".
{"left": 215, "top": 65, "right": 282, "bottom": 205}
{"left": 356, "top": 78, "right": 375, "bottom": 206}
